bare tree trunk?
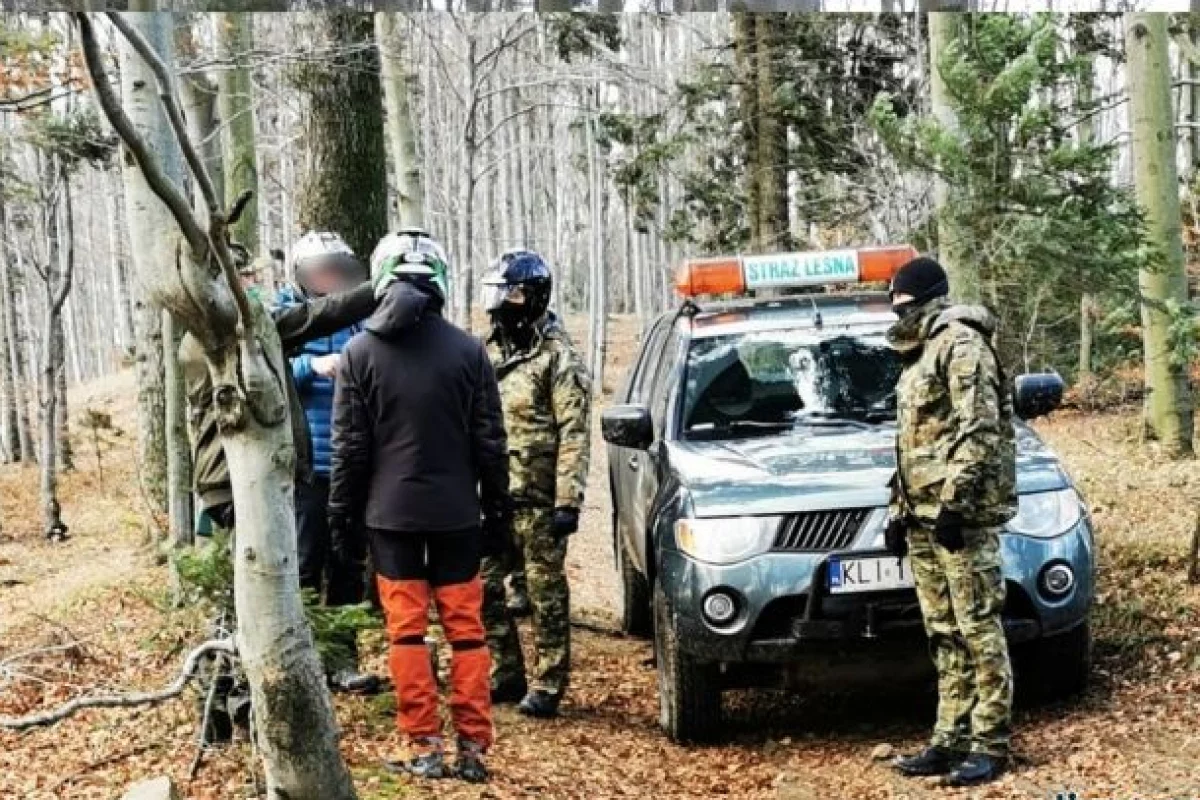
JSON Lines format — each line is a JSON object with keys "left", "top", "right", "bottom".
{"left": 106, "top": 173, "right": 135, "bottom": 359}
{"left": 40, "top": 158, "right": 75, "bottom": 539}
{"left": 586, "top": 101, "right": 606, "bottom": 392}
{"left": 133, "top": 292, "right": 168, "bottom": 520}
{"left": 755, "top": 13, "right": 789, "bottom": 251}
{"left": 0, "top": 195, "right": 18, "bottom": 463}
{"left": 1077, "top": 49, "right": 1097, "bottom": 381}
{"left": 928, "top": 10, "right": 975, "bottom": 301}
{"left": 377, "top": 12, "right": 426, "bottom": 227}
{"left": 83, "top": 12, "right": 358, "bottom": 797}
{"left": 55, "top": 333, "right": 71, "bottom": 471}
{"left": 1126, "top": 12, "right": 1194, "bottom": 457}
{"left": 216, "top": 12, "right": 258, "bottom": 254}
{"left": 296, "top": 11, "right": 387, "bottom": 261}
{"left": 6, "top": 249, "right": 34, "bottom": 463}
{"left": 163, "top": 310, "right": 193, "bottom": 552}
{"left": 733, "top": 12, "right": 761, "bottom": 249}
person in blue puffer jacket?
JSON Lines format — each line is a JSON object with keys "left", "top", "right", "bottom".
{"left": 278, "top": 231, "right": 379, "bottom": 695}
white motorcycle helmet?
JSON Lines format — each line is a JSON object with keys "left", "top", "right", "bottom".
{"left": 370, "top": 228, "right": 451, "bottom": 299}
{"left": 290, "top": 231, "right": 364, "bottom": 296}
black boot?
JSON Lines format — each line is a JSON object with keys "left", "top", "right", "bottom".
{"left": 329, "top": 667, "right": 383, "bottom": 695}
{"left": 384, "top": 739, "right": 449, "bottom": 780}
{"left": 517, "top": 689, "right": 561, "bottom": 719}
{"left": 454, "top": 740, "right": 489, "bottom": 784}
{"left": 893, "top": 746, "right": 966, "bottom": 777}
{"left": 946, "top": 753, "right": 1006, "bottom": 786}
{"left": 491, "top": 676, "right": 528, "bottom": 705}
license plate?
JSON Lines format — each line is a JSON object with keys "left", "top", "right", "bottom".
{"left": 826, "top": 556, "right": 914, "bottom": 594}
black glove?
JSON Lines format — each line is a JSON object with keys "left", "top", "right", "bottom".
{"left": 550, "top": 507, "right": 580, "bottom": 540}
{"left": 481, "top": 513, "right": 513, "bottom": 560}
{"left": 884, "top": 517, "right": 908, "bottom": 559}
{"left": 934, "top": 507, "right": 967, "bottom": 553}
{"left": 329, "top": 513, "right": 366, "bottom": 566}
{"left": 210, "top": 501, "right": 236, "bottom": 531}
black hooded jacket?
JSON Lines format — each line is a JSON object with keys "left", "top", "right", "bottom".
{"left": 328, "top": 280, "right": 510, "bottom": 533}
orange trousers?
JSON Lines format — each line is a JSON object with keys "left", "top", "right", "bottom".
{"left": 377, "top": 575, "right": 493, "bottom": 749}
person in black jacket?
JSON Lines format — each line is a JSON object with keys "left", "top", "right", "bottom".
{"left": 328, "top": 235, "right": 510, "bottom": 784}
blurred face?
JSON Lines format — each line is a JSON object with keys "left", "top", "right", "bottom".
{"left": 303, "top": 259, "right": 355, "bottom": 296}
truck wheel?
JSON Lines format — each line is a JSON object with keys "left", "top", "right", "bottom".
{"left": 618, "top": 537, "right": 652, "bottom": 638}
{"left": 653, "top": 582, "right": 720, "bottom": 743}
{"left": 1019, "top": 620, "right": 1091, "bottom": 702}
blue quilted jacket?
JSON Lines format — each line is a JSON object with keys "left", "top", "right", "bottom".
{"left": 276, "top": 285, "right": 363, "bottom": 477}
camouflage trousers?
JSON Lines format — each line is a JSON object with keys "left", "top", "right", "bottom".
{"left": 908, "top": 524, "right": 1013, "bottom": 758}
{"left": 481, "top": 506, "right": 570, "bottom": 695}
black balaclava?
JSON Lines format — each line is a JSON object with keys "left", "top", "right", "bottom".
{"left": 890, "top": 257, "right": 949, "bottom": 319}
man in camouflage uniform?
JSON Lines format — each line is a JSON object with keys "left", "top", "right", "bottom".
{"left": 479, "top": 250, "right": 591, "bottom": 719}
{"left": 884, "top": 257, "right": 1017, "bottom": 787}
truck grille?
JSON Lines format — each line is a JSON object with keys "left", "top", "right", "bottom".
{"left": 773, "top": 509, "right": 870, "bottom": 552}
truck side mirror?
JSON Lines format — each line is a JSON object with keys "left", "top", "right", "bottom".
{"left": 602, "top": 404, "right": 654, "bottom": 450}
{"left": 1014, "top": 373, "right": 1064, "bottom": 420}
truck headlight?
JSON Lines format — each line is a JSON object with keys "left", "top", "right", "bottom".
{"left": 674, "top": 517, "right": 780, "bottom": 565}
{"left": 1006, "top": 488, "right": 1083, "bottom": 539}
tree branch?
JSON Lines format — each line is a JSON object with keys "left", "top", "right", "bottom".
{"left": 476, "top": 102, "right": 547, "bottom": 150}
{"left": 0, "top": 639, "right": 235, "bottom": 731}
{"left": 106, "top": 12, "right": 220, "bottom": 218}
{"left": 74, "top": 13, "right": 206, "bottom": 255}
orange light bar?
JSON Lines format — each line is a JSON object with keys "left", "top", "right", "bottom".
{"left": 857, "top": 245, "right": 919, "bottom": 284}
{"left": 675, "top": 257, "right": 745, "bottom": 297}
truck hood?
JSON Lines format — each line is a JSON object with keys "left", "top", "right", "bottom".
{"left": 668, "top": 423, "right": 1067, "bottom": 518}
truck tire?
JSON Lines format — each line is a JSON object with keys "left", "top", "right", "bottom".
{"left": 618, "top": 536, "right": 652, "bottom": 638}
{"left": 1019, "top": 620, "right": 1091, "bottom": 702}
{"left": 654, "top": 582, "right": 720, "bottom": 743}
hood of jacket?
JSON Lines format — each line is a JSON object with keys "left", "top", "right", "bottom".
{"left": 365, "top": 279, "right": 444, "bottom": 339}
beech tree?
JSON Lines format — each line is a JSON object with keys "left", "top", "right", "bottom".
{"left": 77, "top": 12, "right": 357, "bottom": 798}
{"left": 1125, "top": 12, "right": 1194, "bottom": 457}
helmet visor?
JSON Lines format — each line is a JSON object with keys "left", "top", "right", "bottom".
{"left": 482, "top": 281, "right": 527, "bottom": 313}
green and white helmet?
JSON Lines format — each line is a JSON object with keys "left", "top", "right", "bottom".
{"left": 370, "top": 228, "right": 451, "bottom": 300}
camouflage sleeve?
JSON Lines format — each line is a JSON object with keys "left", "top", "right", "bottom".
{"left": 550, "top": 344, "right": 592, "bottom": 509}
{"left": 938, "top": 327, "right": 1006, "bottom": 517}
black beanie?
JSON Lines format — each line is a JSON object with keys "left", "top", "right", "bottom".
{"left": 891, "top": 257, "right": 949, "bottom": 304}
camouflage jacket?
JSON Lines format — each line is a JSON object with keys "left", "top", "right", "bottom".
{"left": 888, "top": 300, "right": 1017, "bottom": 528}
{"left": 488, "top": 314, "right": 592, "bottom": 510}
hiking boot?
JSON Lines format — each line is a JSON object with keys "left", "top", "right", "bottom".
{"left": 329, "top": 668, "right": 382, "bottom": 695}
{"left": 893, "top": 746, "right": 966, "bottom": 777}
{"left": 454, "top": 740, "right": 489, "bottom": 784}
{"left": 491, "top": 676, "right": 528, "bottom": 705}
{"left": 383, "top": 739, "right": 448, "bottom": 780}
{"left": 517, "top": 689, "right": 561, "bottom": 719}
{"left": 507, "top": 591, "right": 532, "bottom": 618}
{"left": 946, "top": 753, "right": 1007, "bottom": 787}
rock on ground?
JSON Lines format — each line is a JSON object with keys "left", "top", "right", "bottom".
{"left": 121, "top": 776, "right": 179, "bottom": 800}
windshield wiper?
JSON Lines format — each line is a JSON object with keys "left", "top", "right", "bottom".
{"left": 685, "top": 420, "right": 792, "bottom": 438}
{"left": 793, "top": 416, "right": 872, "bottom": 431}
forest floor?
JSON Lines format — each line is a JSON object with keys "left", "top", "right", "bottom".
{"left": 3, "top": 316, "right": 1200, "bottom": 799}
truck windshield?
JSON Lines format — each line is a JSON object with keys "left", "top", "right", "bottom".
{"left": 681, "top": 329, "right": 901, "bottom": 440}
